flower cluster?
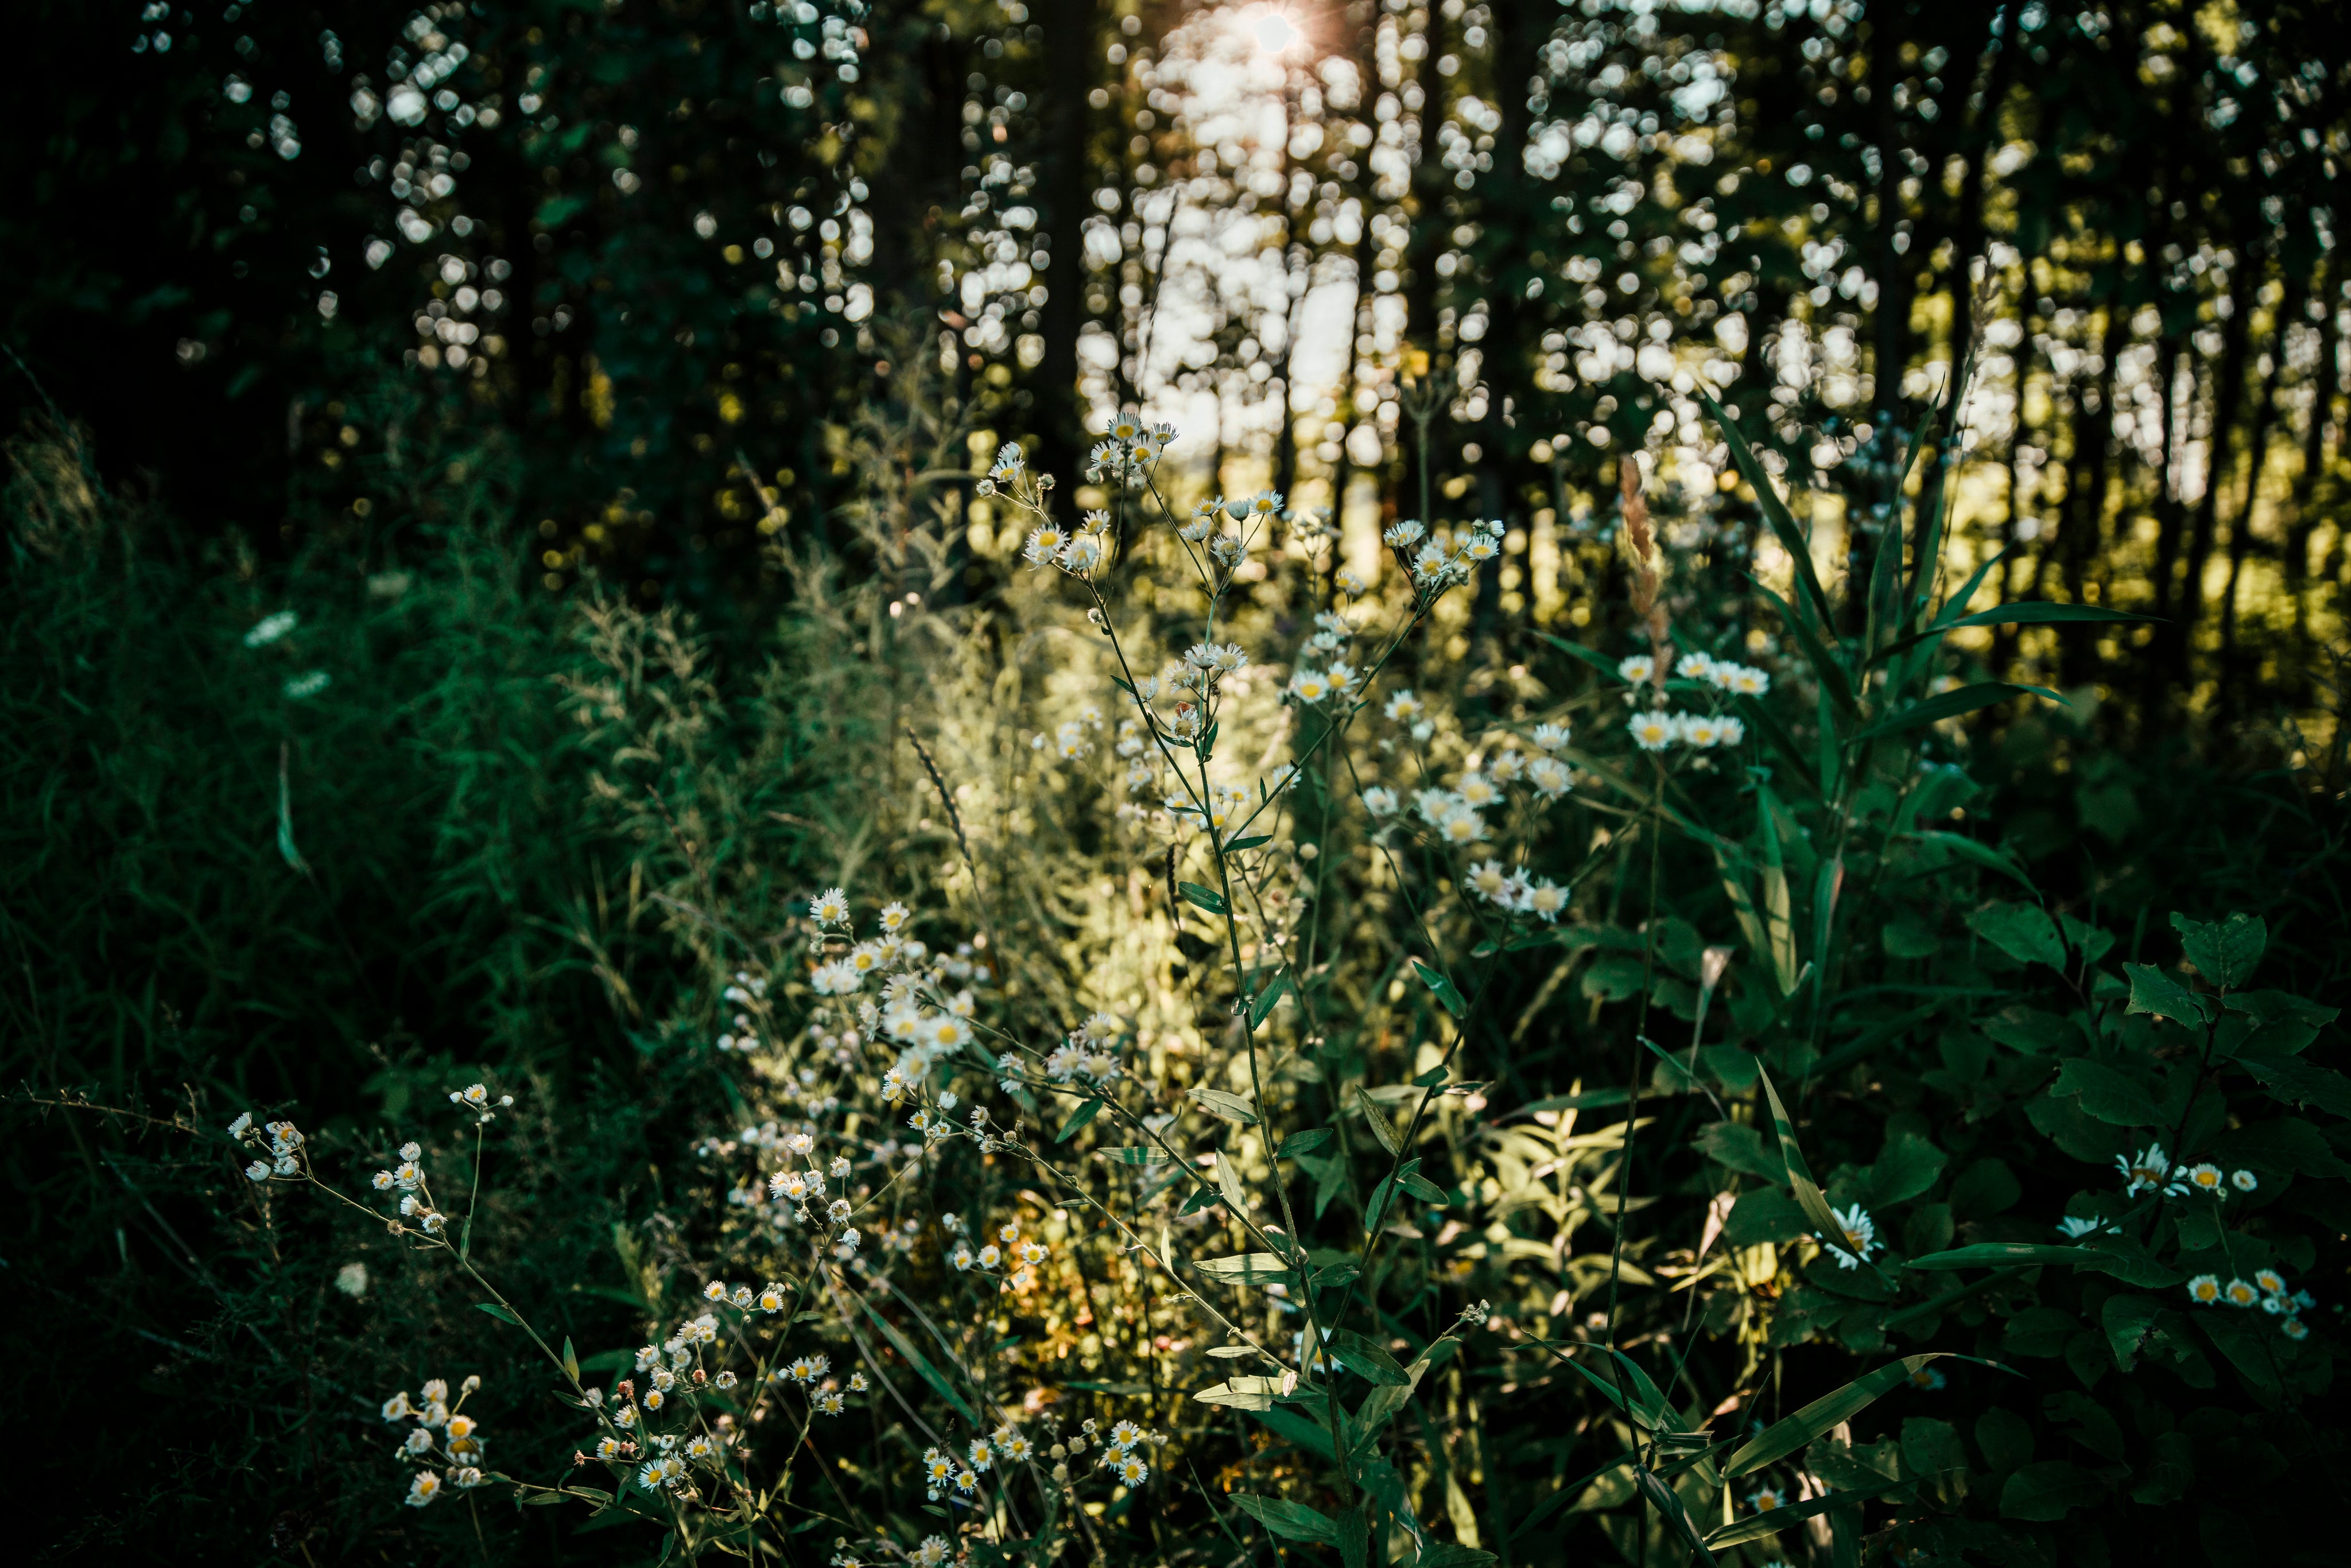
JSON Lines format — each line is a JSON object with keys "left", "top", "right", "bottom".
{"left": 1044, "top": 1011, "right": 1127, "bottom": 1085}
{"left": 945, "top": 1214, "right": 1053, "bottom": 1288}
{"left": 1617, "top": 649, "right": 1773, "bottom": 697}
{"left": 2113, "top": 1143, "right": 2256, "bottom": 1200}
{"left": 1463, "top": 858, "right": 1568, "bottom": 921}
{"left": 1382, "top": 517, "right": 1504, "bottom": 595}
{"left": 1629, "top": 708, "right": 1748, "bottom": 751}
{"left": 381, "top": 1375, "right": 488, "bottom": 1506}
{"left": 1085, "top": 410, "right": 1177, "bottom": 487}
{"left": 230, "top": 1111, "right": 307, "bottom": 1182}
{"left": 2186, "top": 1268, "right": 2317, "bottom": 1338}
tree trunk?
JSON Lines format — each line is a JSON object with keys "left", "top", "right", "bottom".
{"left": 2218, "top": 263, "right": 2301, "bottom": 695}
{"left": 1032, "top": 0, "right": 1099, "bottom": 490}
{"left": 2166, "top": 258, "right": 2255, "bottom": 695}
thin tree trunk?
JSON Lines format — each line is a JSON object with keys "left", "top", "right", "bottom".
{"left": 2057, "top": 302, "right": 2128, "bottom": 687}
{"left": 2166, "top": 259, "right": 2254, "bottom": 694}
{"left": 2219, "top": 264, "right": 2302, "bottom": 693}
{"left": 1033, "top": 0, "right": 1099, "bottom": 489}
{"left": 2284, "top": 253, "right": 2338, "bottom": 649}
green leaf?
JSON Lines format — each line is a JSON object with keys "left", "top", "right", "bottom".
{"left": 1246, "top": 1404, "right": 1337, "bottom": 1461}
{"left": 1862, "top": 1132, "right": 1947, "bottom": 1208}
{"left": 1355, "top": 1087, "right": 1403, "bottom": 1154}
{"left": 1326, "top": 1328, "right": 1409, "bottom": 1385}
{"left": 1188, "top": 1086, "right": 1258, "bottom": 1123}
{"left": 1109, "top": 1146, "right": 1171, "bottom": 1164}
{"left": 1228, "top": 1493, "right": 1339, "bottom": 1543}
{"left": 1178, "top": 881, "right": 1229, "bottom": 915}
{"left": 2051, "top": 1059, "right": 2162, "bottom": 1126}
{"left": 1907, "top": 1243, "right": 2098, "bottom": 1270}
{"left": 1902, "top": 829, "right": 2036, "bottom": 887}
{"left": 1755, "top": 1064, "right": 1854, "bottom": 1270}
{"left": 562, "top": 1336, "right": 580, "bottom": 1385}
{"left": 1705, "top": 1476, "right": 1911, "bottom": 1547}
{"left": 1632, "top": 1467, "right": 1718, "bottom": 1565}
{"left": 1874, "top": 601, "right": 2154, "bottom": 665}
{"left": 1248, "top": 972, "right": 1294, "bottom": 1027}
{"left": 2170, "top": 911, "right": 2266, "bottom": 990}
{"left": 2234, "top": 1053, "right": 2351, "bottom": 1119}
{"left": 1725, "top": 1355, "right": 1950, "bottom": 1477}
{"left": 1967, "top": 901, "right": 2068, "bottom": 969}
{"left": 476, "top": 1302, "right": 523, "bottom": 1326}
{"left": 1193, "top": 1376, "right": 1282, "bottom": 1410}
{"left": 1418, "top": 1547, "right": 1497, "bottom": 1568}
{"left": 1277, "top": 1128, "right": 1333, "bottom": 1158}
{"left": 1194, "top": 1252, "right": 1294, "bottom": 1286}
{"left": 1855, "top": 681, "right": 2066, "bottom": 741}
{"left": 1705, "top": 390, "right": 1836, "bottom": 631}
{"left": 1224, "top": 834, "right": 1272, "bottom": 851}
{"left": 856, "top": 1297, "right": 980, "bottom": 1427}
{"left": 1538, "top": 629, "right": 1634, "bottom": 683}
{"left": 2125, "top": 962, "right": 2207, "bottom": 1027}
{"left": 1998, "top": 1460, "right": 2103, "bottom": 1522}
{"left": 1054, "top": 1097, "right": 1104, "bottom": 1142}
{"left": 1412, "top": 958, "right": 1467, "bottom": 1018}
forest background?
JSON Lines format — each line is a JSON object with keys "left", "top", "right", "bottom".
{"left": 5, "top": 0, "right": 2349, "bottom": 1565}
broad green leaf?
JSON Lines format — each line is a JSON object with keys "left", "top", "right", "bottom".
{"left": 1246, "top": 1404, "right": 1337, "bottom": 1460}
{"left": 857, "top": 1297, "right": 980, "bottom": 1427}
{"left": 2124, "top": 963, "right": 2206, "bottom": 1027}
{"left": 1693, "top": 1121, "right": 1786, "bottom": 1182}
{"left": 2100, "top": 1293, "right": 2164, "bottom": 1374}
{"left": 1862, "top": 1131, "right": 1947, "bottom": 1208}
{"left": 1213, "top": 1152, "right": 1248, "bottom": 1213}
{"left": 1855, "top": 681, "right": 2066, "bottom": 742}
{"left": 1907, "top": 1243, "right": 2097, "bottom": 1270}
{"left": 1725, "top": 1355, "right": 1949, "bottom": 1477}
{"left": 1755, "top": 1064, "right": 1852, "bottom": 1268}
{"left": 1178, "top": 880, "right": 1229, "bottom": 915}
{"left": 1054, "top": 1097, "right": 1103, "bottom": 1142}
{"left": 2234, "top": 1052, "right": 2351, "bottom": 1119}
{"left": 1413, "top": 958, "right": 1467, "bottom": 1018}
{"left": 1188, "top": 1086, "right": 1258, "bottom": 1123}
{"left": 1109, "top": 1146, "right": 1171, "bottom": 1164}
{"left": 2170, "top": 910, "right": 2265, "bottom": 990}
{"left": 1998, "top": 1460, "right": 2102, "bottom": 1522}
{"left": 1277, "top": 1128, "right": 1333, "bottom": 1157}
{"left": 1228, "top": 1493, "right": 1339, "bottom": 1543}
{"left": 1967, "top": 901, "right": 2067, "bottom": 969}
{"left": 476, "top": 1302, "right": 523, "bottom": 1326}
{"left": 1705, "top": 1476, "right": 1910, "bottom": 1547}
{"left": 2051, "top": 1059, "right": 2161, "bottom": 1126}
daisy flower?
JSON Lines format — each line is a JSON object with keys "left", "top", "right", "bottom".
{"left": 810, "top": 888, "right": 851, "bottom": 927}
{"left": 1819, "top": 1203, "right": 1877, "bottom": 1268}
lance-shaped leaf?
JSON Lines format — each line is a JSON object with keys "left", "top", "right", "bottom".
{"left": 1248, "top": 972, "right": 1295, "bottom": 1027}
{"left": 1755, "top": 1064, "right": 1853, "bottom": 1271}
{"left": 1704, "top": 390, "right": 1834, "bottom": 631}
{"left": 857, "top": 1297, "right": 980, "bottom": 1427}
{"left": 1228, "top": 1493, "right": 1340, "bottom": 1543}
{"left": 1194, "top": 1376, "right": 1283, "bottom": 1410}
{"left": 1356, "top": 1086, "right": 1404, "bottom": 1154}
{"left": 1055, "top": 1097, "right": 1104, "bottom": 1142}
{"left": 1194, "top": 1252, "right": 1294, "bottom": 1286}
{"left": 1632, "top": 1467, "right": 1718, "bottom": 1565}
{"left": 1724, "top": 1355, "right": 1952, "bottom": 1477}
{"left": 1413, "top": 958, "right": 1467, "bottom": 1018}
{"left": 1871, "top": 600, "right": 2152, "bottom": 667}
{"left": 1326, "top": 1328, "right": 1409, "bottom": 1386}
{"left": 1178, "top": 880, "right": 1229, "bottom": 915}
{"left": 1854, "top": 682, "right": 2066, "bottom": 742}
{"left": 1705, "top": 1475, "right": 1913, "bottom": 1547}
{"left": 1189, "top": 1086, "right": 1259, "bottom": 1124}
{"left": 1906, "top": 1243, "right": 2099, "bottom": 1270}
{"left": 1752, "top": 579, "right": 1859, "bottom": 719}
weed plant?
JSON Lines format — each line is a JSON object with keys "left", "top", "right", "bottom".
{"left": 7, "top": 342, "right": 2350, "bottom": 1568}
